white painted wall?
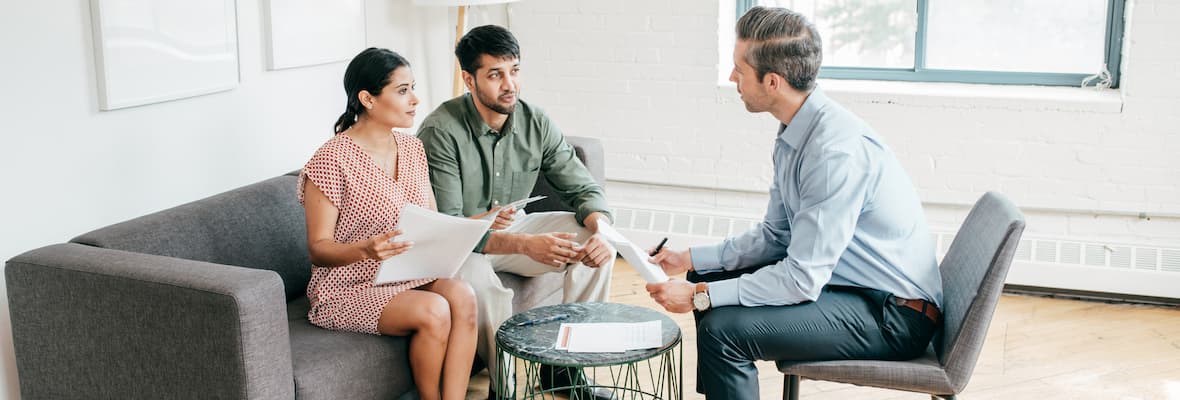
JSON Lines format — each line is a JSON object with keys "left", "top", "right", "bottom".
{"left": 0, "top": 0, "right": 467, "bottom": 398}
{"left": 0, "top": 0, "right": 1176, "bottom": 398}
{"left": 502, "top": 0, "right": 1180, "bottom": 298}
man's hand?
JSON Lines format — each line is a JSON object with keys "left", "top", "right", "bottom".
{"left": 646, "top": 278, "right": 696, "bottom": 313}
{"left": 650, "top": 248, "right": 693, "bottom": 276}
{"left": 521, "top": 232, "right": 583, "bottom": 268}
{"left": 471, "top": 206, "right": 517, "bottom": 230}
{"left": 359, "top": 229, "right": 413, "bottom": 261}
{"left": 578, "top": 234, "right": 615, "bottom": 268}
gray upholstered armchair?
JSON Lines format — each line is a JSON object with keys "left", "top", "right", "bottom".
{"left": 5, "top": 136, "right": 606, "bottom": 400}
{"left": 778, "top": 192, "right": 1026, "bottom": 400}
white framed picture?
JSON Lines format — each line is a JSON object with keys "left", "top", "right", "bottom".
{"left": 90, "top": 0, "right": 239, "bottom": 111}
{"left": 264, "top": 0, "right": 366, "bottom": 70}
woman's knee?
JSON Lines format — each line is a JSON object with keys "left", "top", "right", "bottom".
{"left": 435, "top": 279, "right": 478, "bottom": 326}
{"left": 413, "top": 293, "right": 452, "bottom": 338}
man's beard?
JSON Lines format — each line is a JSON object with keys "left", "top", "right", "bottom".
{"left": 474, "top": 82, "right": 517, "bottom": 115}
{"left": 740, "top": 89, "right": 767, "bottom": 113}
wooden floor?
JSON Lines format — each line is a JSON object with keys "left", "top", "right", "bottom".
{"left": 467, "top": 259, "right": 1180, "bottom": 399}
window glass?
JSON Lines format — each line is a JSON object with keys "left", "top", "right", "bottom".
{"left": 926, "top": 0, "right": 1108, "bottom": 74}
{"left": 764, "top": 0, "right": 917, "bottom": 68}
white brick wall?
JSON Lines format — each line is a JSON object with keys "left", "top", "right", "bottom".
{"left": 502, "top": 0, "right": 1180, "bottom": 296}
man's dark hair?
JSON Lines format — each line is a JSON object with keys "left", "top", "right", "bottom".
{"left": 736, "top": 6, "right": 823, "bottom": 92}
{"left": 455, "top": 25, "right": 520, "bottom": 74}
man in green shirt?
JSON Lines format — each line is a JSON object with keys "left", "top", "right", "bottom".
{"left": 418, "top": 25, "right": 616, "bottom": 400}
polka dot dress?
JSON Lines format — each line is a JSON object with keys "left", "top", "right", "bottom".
{"left": 298, "top": 132, "right": 434, "bottom": 335}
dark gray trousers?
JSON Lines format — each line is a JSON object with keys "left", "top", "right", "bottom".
{"left": 688, "top": 268, "right": 939, "bottom": 400}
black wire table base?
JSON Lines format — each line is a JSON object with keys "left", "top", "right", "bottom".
{"left": 494, "top": 341, "right": 682, "bottom": 400}
{"left": 493, "top": 302, "right": 684, "bottom": 400}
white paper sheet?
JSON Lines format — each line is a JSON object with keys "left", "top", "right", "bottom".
{"left": 595, "top": 219, "right": 669, "bottom": 283}
{"left": 554, "top": 321, "right": 663, "bottom": 353}
{"left": 375, "top": 204, "right": 493, "bottom": 284}
{"left": 481, "top": 196, "right": 547, "bottom": 222}
{"left": 507, "top": 195, "right": 547, "bottom": 210}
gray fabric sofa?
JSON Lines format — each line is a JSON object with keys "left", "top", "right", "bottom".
{"left": 5, "top": 136, "right": 605, "bottom": 400}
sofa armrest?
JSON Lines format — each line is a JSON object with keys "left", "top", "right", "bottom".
{"left": 527, "top": 135, "right": 606, "bottom": 213}
{"left": 5, "top": 243, "right": 294, "bottom": 400}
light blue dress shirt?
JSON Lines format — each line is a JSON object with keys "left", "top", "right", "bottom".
{"left": 692, "top": 89, "right": 942, "bottom": 308}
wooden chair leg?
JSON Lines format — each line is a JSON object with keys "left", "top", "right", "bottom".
{"left": 782, "top": 375, "right": 800, "bottom": 400}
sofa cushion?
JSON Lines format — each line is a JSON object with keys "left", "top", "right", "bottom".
{"left": 500, "top": 271, "right": 564, "bottom": 311}
{"left": 71, "top": 175, "right": 311, "bottom": 301}
{"left": 285, "top": 270, "right": 559, "bottom": 400}
{"left": 287, "top": 297, "right": 414, "bottom": 400}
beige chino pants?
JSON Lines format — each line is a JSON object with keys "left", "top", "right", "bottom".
{"left": 455, "top": 211, "right": 614, "bottom": 389}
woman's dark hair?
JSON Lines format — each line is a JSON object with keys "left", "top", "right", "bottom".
{"left": 334, "top": 48, "right": 411, "bottom": 134}
{"left": 455, "top": 25, "right": 520, "bottom": 74}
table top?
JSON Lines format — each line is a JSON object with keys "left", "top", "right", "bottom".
{"left": 496, "top": 302, "right": 682, "bottom": 367}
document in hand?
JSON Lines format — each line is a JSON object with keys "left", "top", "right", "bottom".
{"left": 595, "top": 219, "right": 669, "bottom": 283}
{"left": 507, "top": 195, "right": 546, "bottom": 210}
{"left": 554, "top": 321, "right": 662, "bottom": 353}
{"left": 374, "top": 204, "right": 493, "bottom": 285}
{"left": 479, "top": 197, "right": 547, "bottom": 223}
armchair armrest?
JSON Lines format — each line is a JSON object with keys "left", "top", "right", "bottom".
{"left": 5, "top": 243, "right": 294, "bottom": 400}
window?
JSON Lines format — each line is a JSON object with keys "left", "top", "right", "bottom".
{"left": 732, "top": 0, "right": 1124, "bottom": 87}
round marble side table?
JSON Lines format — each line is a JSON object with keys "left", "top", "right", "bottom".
{"left": 494, "top": 302, "right": 682, "bottom": 399}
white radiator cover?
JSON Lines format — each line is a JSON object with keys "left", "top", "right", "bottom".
{"left": 610, "top": 206, "right": 1180, "bottom": 300}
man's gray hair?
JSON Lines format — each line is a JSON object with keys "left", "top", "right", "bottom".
{"left": 736, "top": 6, "right": 822, "bottom": 92}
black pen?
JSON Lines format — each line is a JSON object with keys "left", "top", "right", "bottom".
{"left": 516, "top": 313, "right": 570, "bottom": 327}
{"left": 649, "top": 237, "right": 669, "bottom": 256}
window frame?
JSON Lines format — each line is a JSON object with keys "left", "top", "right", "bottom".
{"left": 735, "top": 0, "right": 1125, "bottom": 88}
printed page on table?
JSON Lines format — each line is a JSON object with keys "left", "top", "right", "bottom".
{"left": 555, "top": 321, "right": 662, "bottom": 352}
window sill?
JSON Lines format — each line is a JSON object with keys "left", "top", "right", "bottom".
{"left": 821, "top": 79, "right": 1123, "bottom": 113}
{"left": 718, "top": 79, "right": 1124, "bottom": 114}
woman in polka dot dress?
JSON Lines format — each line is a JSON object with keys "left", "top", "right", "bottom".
{"left": 299, "top": 48, "right": 476, "bottom": 400}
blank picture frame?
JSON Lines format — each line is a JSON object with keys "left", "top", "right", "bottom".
{"left": 90, "top": 0, "right": 240, "bottom": 111}
{"left": 264, "top": 0, "right": 366, "bottom": 70}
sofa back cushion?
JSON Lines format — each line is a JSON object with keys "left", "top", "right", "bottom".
{"left": 71, "top": 174, "right": 311, "bottom": 300}
{"left": 524, "top": 136, "right": 605, "bottom": 214}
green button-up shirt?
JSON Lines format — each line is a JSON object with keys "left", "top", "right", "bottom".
{"left": 418, "top": 94, "right": 611, "bottom": 253}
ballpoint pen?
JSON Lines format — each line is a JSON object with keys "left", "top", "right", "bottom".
{"left": 649, "top": 237, "right": 669, "bottom": 256}
{"left": 516, "top": 313, "right": 570, "bottom": 327}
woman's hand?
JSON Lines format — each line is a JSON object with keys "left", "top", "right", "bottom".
{"left": 471, "top": 206, "right": 517, "bottom": 230}
{"left": 360, "top": 229, "right": 413, "bottom": 261}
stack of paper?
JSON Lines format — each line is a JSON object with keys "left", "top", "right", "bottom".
{"left": 554, "top": 321, "right": 662, "bottom": 353}
{"left": 595, "top": 219, "right": 669, "bottom": 283}
{"left": 375, "top": 204, "right": 493, "bottom": 284}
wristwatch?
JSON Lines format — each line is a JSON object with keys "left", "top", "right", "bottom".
{"left": 692, "top": 282, "right": 711, "bottom": 311}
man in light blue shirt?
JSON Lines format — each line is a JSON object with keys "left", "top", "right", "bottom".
{"left": 646, "top": 6, "right": 943, "bottom": 400}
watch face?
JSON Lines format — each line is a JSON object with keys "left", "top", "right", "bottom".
{"left": 693, "top": 292, "right": 709, "bottom": 310}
